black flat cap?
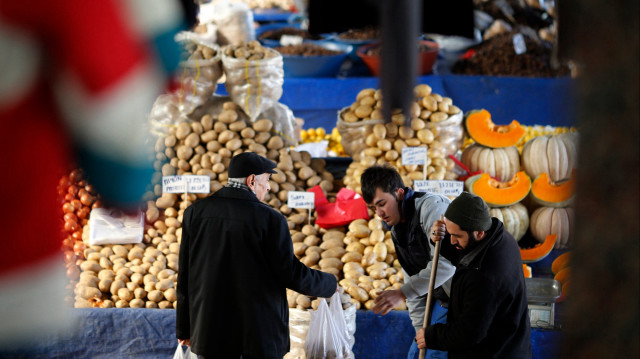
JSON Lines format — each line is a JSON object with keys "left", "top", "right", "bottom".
{"left": 228, "top": 152, "right": 277, "bottom": 178}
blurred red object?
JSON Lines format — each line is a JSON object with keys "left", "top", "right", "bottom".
{"left": 309, "top": 186, "right": 369, "bottom": 229}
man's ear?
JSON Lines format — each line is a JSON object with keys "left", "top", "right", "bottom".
{"left": 245, "top": 174, "right": 255, "bottom": 188}
{"left": 475, "top": 231, "right": 485, "bottom": 240}
{"left": 395, "top": 187, "right": 405, "bottom": 201}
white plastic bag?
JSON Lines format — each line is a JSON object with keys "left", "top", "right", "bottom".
{"left": 304, "top": 293, "right": 352, "bottom": 359}
{"left": 88, "top": 208, "right": 144, "bottom": 246}
{"left": 173, "top": 344, "right": 198, "bottom": 359}
{"left": 200, "top": 0, "right": 255, "bottom": 46}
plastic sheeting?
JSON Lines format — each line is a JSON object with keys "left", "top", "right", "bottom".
{"left": 217, "top": 75, "right": 576, "bottom": 130}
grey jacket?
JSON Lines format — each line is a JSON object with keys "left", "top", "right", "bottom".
{"left": 390, "top": 190, "right": 456, "bottom": 333}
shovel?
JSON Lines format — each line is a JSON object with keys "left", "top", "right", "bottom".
{"left": 419, "top": 215, "right": 444, "bottom": 359}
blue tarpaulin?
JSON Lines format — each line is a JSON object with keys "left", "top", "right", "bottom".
{"left": 0, "top": 309, "right": 561, "bottom": 359}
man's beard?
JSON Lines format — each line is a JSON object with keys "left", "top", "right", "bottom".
{"left": 460, "top": 234, "right": 482, "bottom": 256}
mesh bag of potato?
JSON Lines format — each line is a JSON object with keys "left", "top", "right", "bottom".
{"left": 176, "top": 40, "right": 223, "bottom": 115}
{"left": 222, "top": 41, "right": 284, "bottom": 122}
{"left": 337, "top": 85, "right": 464, "bottom": 162}
{"left": 340, "top": 85, "right": 463, "bottom": 194}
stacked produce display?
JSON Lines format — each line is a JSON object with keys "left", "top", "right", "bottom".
{"left": 460, "top": 108, "right": 578, "bottom": 276}
{"left": 462, "top": 109, "right": 531, "bottom": 242}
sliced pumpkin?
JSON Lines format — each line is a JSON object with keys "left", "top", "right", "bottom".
{"left": 520, "top": 233, "right": 557, "bottom": 263}
{"left": 522, "top": 264, "right": 532, "bottom": 278}
{"left": 554, "top": 266, "right": 570, "bottom": 285}
{"left": 465, "top": 109, "right": 525, "bottom": 148}
{"left": 467, "top": 171, "right": 532, "bottom": 207}
{"left": 531, "top": 171, "right": 576, "bottom": 207}
{"left": 551, "top": 251, "right": 571, "bottom": 274}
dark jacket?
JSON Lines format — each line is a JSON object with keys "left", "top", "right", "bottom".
{"left": 425, "top": 218, "right": 532, "bottom": 359}
{"left": 176, "top": 187, "right": 337, "bottom": 358}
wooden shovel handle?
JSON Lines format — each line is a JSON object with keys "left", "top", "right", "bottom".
{"left": 419, "top": 215, "right": 444, "bottom": 359}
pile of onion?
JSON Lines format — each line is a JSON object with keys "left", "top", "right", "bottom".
{"left": 58, "top": 169, "right": 101, "bottom": 282}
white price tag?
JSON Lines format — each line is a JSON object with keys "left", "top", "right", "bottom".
{"left": 513, "top": 33, "right": 527, "bottom": 55}
{"left": 280, "top": 35, "right": 304, "bottom": 46}
{"left": 162, "top": 175, "right": 211, "bottom": 194}
{"left": 413, "top": 180, "right": 439, "bottom": 193}
{"left": 413, "top": 180, "right": 464, "bottom": 196}
{"left": 437, "top": 180, "right": 464, "bottom": 196}
{"left": 287, "top": 191, "right": 315, "bottom": 209}
{"left": 401, "top": 147, "right": 428, "bottom": 165}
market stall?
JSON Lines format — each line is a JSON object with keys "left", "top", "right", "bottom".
{"left": 29, "top": 1, "right": 581, "bottom": 358}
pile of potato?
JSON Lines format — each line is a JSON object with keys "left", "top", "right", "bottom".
{"left": 337, "top": 218, "right": 406, "bottom": 310}
{"left": 73, "top": 100, "right": 338, "bottom": 308}
{"left": 342, "top": 85, "right": 461, "bottom": 194}
{"left": 74, "top": 241, "right": 178, "bottom": 309}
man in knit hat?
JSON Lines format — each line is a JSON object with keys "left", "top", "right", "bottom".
{"left": 416, "top": 191, "right": 532, "bottom": 359}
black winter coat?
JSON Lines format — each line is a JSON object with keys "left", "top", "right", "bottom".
{"left": 425, "top": 218, "right": 532, "bottom": 359}
{"left": 176, "top": 187, "right": 337, "bottom": 358}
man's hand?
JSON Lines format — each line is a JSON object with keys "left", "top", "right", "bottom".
{"left": 178, "top": 338, "right": 190, "bottom": 347}
{"left": 430, "top": 219, "right": 447, "bottom": 243}
{"left": 416, "top": 328, "right": 426, "bottom": 349}
{"left": 372, "top": 289, "right": 406, "bottom": 315}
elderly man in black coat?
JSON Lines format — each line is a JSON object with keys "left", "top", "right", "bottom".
{"left": 416, "top": 192, "right": 532, "bottom": 359}
{"left": 176, "top": 152, "right": 337, "bottom": 359}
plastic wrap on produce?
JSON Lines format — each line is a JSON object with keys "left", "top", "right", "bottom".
{"left": 336, "top": 107, "right": 385, "bottom": 161}
{"left": 285, "top": 304, "right": 356, "bottom": 359}
{"left": 149, "top": 93, "right": 186, "bottom": 137}
{"left": 260, "top": 102, "right": 298, "bottom": 147}
{"left": 428, "top": 111, "right": 464, "bottom": 156}
{"left": 222, "top": 48, "right": 284, "bottom": 122}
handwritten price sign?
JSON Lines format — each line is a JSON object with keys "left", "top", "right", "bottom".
{"left": 413, "top": 180, "right": 464, "bottom": 196}
{"left": 162, "top": 175, "right": 211, "bottom": 194}
{"left": 287, "top": 191, "right": 315, "bottom": 209}
{"left": 401, "top": 147, "right": 428, "bottom": 165}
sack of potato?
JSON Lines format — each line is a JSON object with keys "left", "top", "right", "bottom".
{"left": 222, "top": 41, "right": 284, "bottom": 122}
{"left": 174, "top": 40, "right": 223, "bottom": 115}
{"left": 336, "top": 88, "right": 385, "bottom": 160}
{"left": 341, "top": 84, "right": 461, "bottom": 194}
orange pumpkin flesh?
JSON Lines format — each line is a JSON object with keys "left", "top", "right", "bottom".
{"left": 531, "top": 171, "right": 576, "bottom": 207}
{"left": 554, "top": 266, "right": 570, "bottom": 284}
{"left": 520, "top": 234, "right": 557, "bottom": 263}
{"left": 465, "top": 109, "right": 525, "bottom": 148}
{"left": 551, "top": 251, "right": 571, "bottom": 274}
{"left": 522, "top": 264, "right": 532, "bottom": 278}
{"left": 469, "top": 171, "right": 532, "bottom": 207}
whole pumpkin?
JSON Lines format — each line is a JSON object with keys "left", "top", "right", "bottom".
{"left": 489, "top": 202, "right": 529, "bottom": 241}
{"left": 521, "top": 133, "right": 579, "bottom": 182}
{"left": 530, "top": 206, "right": 574, "bottom": 249}
{"left": 461, "top": 143, "right": 520, "bottom": 182}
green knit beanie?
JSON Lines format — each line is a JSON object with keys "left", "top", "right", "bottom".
{"left": 444, "top": 191, "right": 492, "bottom": 231}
